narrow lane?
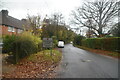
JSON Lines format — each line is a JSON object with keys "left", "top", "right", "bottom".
{"left": 57, "top": 44, "right": 118, "bottom": 78}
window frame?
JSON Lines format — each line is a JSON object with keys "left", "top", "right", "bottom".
{"left": 8, "top": 26, "right": 15, "bottom": 32}
{"left": 8, "top": 26, "right": 12, "bottom": 32}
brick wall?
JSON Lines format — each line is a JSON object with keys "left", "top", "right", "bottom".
{"left": 0, "top": 25, "right": 17, "bottom": 35}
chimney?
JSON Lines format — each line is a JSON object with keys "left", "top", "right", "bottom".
{"left": 1, "top": 10, "right": 8, "bottom": 16}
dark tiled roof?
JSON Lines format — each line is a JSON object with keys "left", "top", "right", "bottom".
{"left": 0, "top": 10, "right": 28, "bottom": 30}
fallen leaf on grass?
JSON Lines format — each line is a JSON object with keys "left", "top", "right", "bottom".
{"left": 3, "top": 50, "right": 61, "bottom": 78}
{"left": 42, "top": 69, "right": 46, "bottom": 72}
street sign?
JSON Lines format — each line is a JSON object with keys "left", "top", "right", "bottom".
{"left": 43, "top": 38, "right": 53, "bottom": 48}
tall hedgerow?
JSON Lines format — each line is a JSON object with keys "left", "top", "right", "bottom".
{"left": 82, "top": 37, "right": 120, "bottom": 52}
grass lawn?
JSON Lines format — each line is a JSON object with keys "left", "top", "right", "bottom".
{"left": 28, "top": 49, "right": 62, "bottom": 63}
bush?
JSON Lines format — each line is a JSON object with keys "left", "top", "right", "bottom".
{"left": 3, "top": 32, "right": 42, "bottom": 63}
{"left": 82, "top": 37, "right": 120, "bottom": 52}
{"left": 3, "top": 35, "right": 18, "bottom": 53}
{"left": 73, "top": 35, "right": 85, "bottom": 46}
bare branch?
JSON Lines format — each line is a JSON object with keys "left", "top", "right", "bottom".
{"left": 71, "top": 0, "right": 118, "bottom": 37}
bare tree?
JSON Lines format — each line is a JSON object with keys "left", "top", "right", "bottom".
{"left": 71, "top": 0, "right": 119, "bottom": 37}
{"left": 27, "top": 14, "right": 42, "bottom": 35}
{"left": 111, "top": 22, "right": 120, "bottom": 37}
{"left": 50, "top": 12, "right": 65, "bottom": 26}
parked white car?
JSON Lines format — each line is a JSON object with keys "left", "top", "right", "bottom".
{"left": 70, "top": 41, "right": 73, "bottom": 44}
{"left": 58, "top": 41, "right": 64, "bottom": 48}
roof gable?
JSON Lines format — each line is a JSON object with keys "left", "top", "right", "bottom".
{"left": 0, "top": 10, "right": 27, "bottom": 29}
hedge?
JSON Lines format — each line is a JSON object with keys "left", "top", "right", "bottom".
{"left": 82, "top": 37, "right": 120, "bottom": 52}
{"left": 3, "top": 32, "right": 42, "bottom": 63}
{"left": 73, "top": 35, "right": 85, "bottom": 46}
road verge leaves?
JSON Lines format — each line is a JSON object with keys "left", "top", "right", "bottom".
{"left": 2, "top": 49, "right": 62, "bottom": 78}
{"left": 76, "top": 45, "right": 119, "bottom": 59}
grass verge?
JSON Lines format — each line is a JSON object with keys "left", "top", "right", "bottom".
{"left": 2, "top": 49, "right": 62, "bottom": 78}
{"left": 27, "top": 49, "right": 62, "bottom": 63}
{"left": 75, "top": 45, "right": 120, "bottom": 59}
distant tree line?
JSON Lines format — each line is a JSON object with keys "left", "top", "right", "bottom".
{"left": 41, "top": 24, "right": 75, "bottom": 43}
{"left": 27, "top": 12, "right": 76, "bottom": 44}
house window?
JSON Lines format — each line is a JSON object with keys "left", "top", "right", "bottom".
{"left": 17, "top": 29, "right": 23, "bottom": 33}
{"left": 12, "top": 28, "right": 15, "bottom": 32}
{"left": 8, "top": 26, "right": 15, "bottom": 32}
{"left": 8, "top": 27, "right": 12, "bottom": 32}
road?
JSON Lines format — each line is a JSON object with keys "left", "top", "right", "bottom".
{"left": 57, "top": 44, "right": 119, "bottom": 78}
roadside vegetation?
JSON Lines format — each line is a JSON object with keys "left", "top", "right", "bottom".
{"left": 82, "top": 37, "right": 120, "bottom": 52}
{"left": 2, "top": 12, "right": 75, "bottom": 78}
{"left": 28, "top": 50, "right": 62, "bottom": 64}
{"left": 3, "top": 31, "right": 42, "bottom": 64}
{"left": 73, "top": 36, "right": 120, "bottom": 59}
{"left": 2, "top": 13, "right": 75, "bottom": 64}
{"left": 71, "top": 1, "right": 120, "bottom": 59}
{"left": 2, "top": 49, "right": 62, "bottom": 78}
{"left": 76, "top": 45, "right": 119, "bottom": 59}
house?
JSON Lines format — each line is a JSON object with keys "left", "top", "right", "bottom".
{"left": 0, "top": 10, "right": 28, "bottom": 35}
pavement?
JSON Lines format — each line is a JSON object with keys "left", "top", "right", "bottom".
{"left": 57, "top": 44, "right": 119, "bottom": 78}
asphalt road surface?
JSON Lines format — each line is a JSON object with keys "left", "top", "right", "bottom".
{"left": 57, "top": 44, "right": 119, "bottom": 78}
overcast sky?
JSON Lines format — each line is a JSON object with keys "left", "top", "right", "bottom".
{"left": 0, "top": 0, "right": 118, "bottom": 35}
{"left": 0, "top": 0, "right": 88, "bottom": 34}
{"left": 1, "top": 0, "right": 85, "bottom": 22}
